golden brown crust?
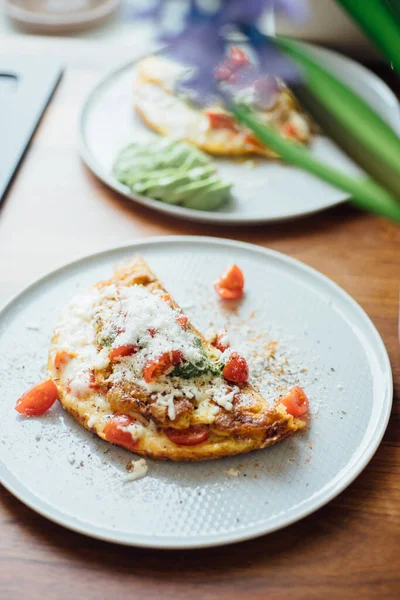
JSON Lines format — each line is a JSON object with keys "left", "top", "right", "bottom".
{"left": 49, "top": 255, "right": 308, "bottom": 461}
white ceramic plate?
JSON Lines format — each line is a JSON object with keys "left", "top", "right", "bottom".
{"left": 0, "top": 237, "right": 392, "bottom": 548}
{"left": 80, "top": 44, "right": 400, "bottom": 224}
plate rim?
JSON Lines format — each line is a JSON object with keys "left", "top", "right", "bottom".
{"left": 78, "top": 44, "right": 400, "bottom": 225}
{"left": 0, "top": 236, "right": 393, "bottom": 548}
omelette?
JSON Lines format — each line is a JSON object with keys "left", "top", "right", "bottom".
{"left": 17, "top": 257, "right": 309, "bottom": 461}
{"left": 134, "top": 53, "right": 314, "bottom": 158}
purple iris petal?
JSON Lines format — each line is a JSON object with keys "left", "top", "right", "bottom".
{"left": 132, "top": 0, "right": 306, "bottom": 106}
{"left": 162, "top": 22, "right": 225, "bottom": 104}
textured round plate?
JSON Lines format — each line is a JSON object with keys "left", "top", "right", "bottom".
{"left": 0, "top": 237, "right": 392, "bottom": 548}
{"left": 80, "top": 44, "right": 400, "bottom": 224}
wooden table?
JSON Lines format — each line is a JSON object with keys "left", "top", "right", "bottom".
{"left": 0, "top": 36, "right": 399, "bottom": 600}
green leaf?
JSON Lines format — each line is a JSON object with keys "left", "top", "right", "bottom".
{"left": 292, "top": 83, "right": 400, "bottom": 201}
{"left": 335, "top": 0, "right": 400, "bottom": 74}
{"left": 275, "top": 36, "right": 400, "bottom": 185}
{"left": 230, "top": 104, "right": 400, "bottom": 223}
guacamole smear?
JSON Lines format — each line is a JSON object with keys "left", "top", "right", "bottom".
{"left": 113, "top": 138, "right": 231, "bottom": 211}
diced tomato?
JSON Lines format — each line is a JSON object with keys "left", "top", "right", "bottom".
{"left": 230, "top": 46, "right": 250, "bottom": 65}
{"left": 109, "top": 344, "right": 139, "bottom": 362}
{"left": 280, "top": 386, "right": 309, "bottom": 417}
{"left": 177, "top": 314, "right": 188, "bottom": 329}
{"left": 215, "top": 46, "right": 250, "bottom": 82}
{"left": 88, "top": 370, "right": 99, "bottom": 390}
{"left": 15, "top": 379, "right": 59, "bottom": 417}
{"left": 148, "top": 328, "right": 157, "bottom": 338}
{"left": 164, "top": 426, "right": 209, "bottom": 446}
{"left": 282, "top": 122, "right": 299, "bottom": 139}
{"left": 103, "top": 414, "right": 139, "bottom": 452}
{"left": 54, "top": 350, "right": 75, "bottom": 370}
{"left": 245, "top": 133, "right": 265, "bottom": 150}
{"left": 144, "top": 350, "right": 184, "bottom": 383}
{"left": 211, "top": 329, "right": 230, "bottom": 352}
{"left": 222, "top": 352, "right": 249, "bottom": 385}
{"left": 206, "top": 110, "right": 238, "bottom": 131}
{"left": 161, "top": 294, "right": 178, "bottom": 309}
{"left": 214, "top": 264, "right": 244, "bottom": 300}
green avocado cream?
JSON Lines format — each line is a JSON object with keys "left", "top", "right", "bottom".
{"left": 113, "top": 138, "right": 231, "bottom": 211}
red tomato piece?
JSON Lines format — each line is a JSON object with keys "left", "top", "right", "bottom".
{"left": 164, "top": 427, "right": 209, "bottom": 446}
{"left": 280, "top": 386, "right": 309, "bottom": 417}
{"left": 245, "top": 133, "right": 265, "bottom": 149}
{"left": 54, "top": 350, "right": 75, "bottom": 370}
{"left": 206, "top": 110, "right": 238, "bottom": 131}
{"left": 109, "top": 344, "right": 139, "bottom": 362}
{"left": 144, "top": 350, "right": 184, "bottom": 383}
{"left": 15, "top": 379, "right": 59, "bottom": 416}
{"left": 222, "top": 352, "right": 249, "bottom": 385}
{"left": 214, "top": 264, "right": 244, "bottom": 300}
{"left": 282, "top": 122, "right": 299, "bottom": 140}
{"left": 177, "top": 314, "right": 189, "bottom": 329}
{"left": 161, "top": 294, "right": 178, "bottom": 309}
{"left": 211, "top": 329, "right": 230, "bottom": 352}
{"left": 88, "top": 370, "right": 99, "bottom": 390}
{"left": 214, "top": 284, "right": 243, "bottom": 300}
{"left": 148, "top": 328, "right": 157, "bottom": 338}
{"left": 103, "top": 414, "right": 139, "bottom": 452}
{"left": 230, "top": 46, "right": 250, "bottom": 64}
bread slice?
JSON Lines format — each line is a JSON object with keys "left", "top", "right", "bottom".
{"left": 48, "top": 256, "right": 308, "bottom": 461}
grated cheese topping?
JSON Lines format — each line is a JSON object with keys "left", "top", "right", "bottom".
{"left": 97, "top": 284, "right": 205, "bottom": 375}
{"left": 53, "top": 282, "right": 244, "bottom": 425}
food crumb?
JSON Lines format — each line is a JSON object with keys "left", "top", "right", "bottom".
{"left": 125, "top": 458, "right": 148, "bottom": 481}
{"left": 35, "top": 433, "right": 42, "bottom": 441}
{"left": 67, "top": 454, "right": 75, "bottom": 465}
{"left": 226, "top": 468, "right": 240, "bottom": 477}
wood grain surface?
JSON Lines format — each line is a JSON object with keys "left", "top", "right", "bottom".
{"left": 0, "top": 36, "right": 399, "bottom": 600}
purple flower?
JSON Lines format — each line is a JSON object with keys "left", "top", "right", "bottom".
{"left": 132, "top": 0, "right": 308, "bottom": 106}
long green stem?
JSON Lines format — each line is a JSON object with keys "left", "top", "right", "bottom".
{"left": 230, "top": 104, "right": 400, "bottom": 223}
{"left": 335, "top": 0, "right": 400, "bottom": 74}
{"left": 276, "top": 36, "right": 400, "bottom": 179}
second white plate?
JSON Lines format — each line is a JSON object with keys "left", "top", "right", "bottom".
{"left": 80, "top": 44, "right": 400, "bottom": 224}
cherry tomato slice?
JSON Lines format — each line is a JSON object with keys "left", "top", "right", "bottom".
{"left": 206, "top": 110, "right": 238, "bottom": 131}
{"left": 164, "top": 426, "right": 209, "bottom": 446}
{"left": 144, "top": 350, "right": 184, "bottom": 383}
{"left": 230, "top": 46, "right": 250, "bottom": 65}
{"left": 109, "top": 344, "right": 139, "bottom": 362}
{"left": 280, "top": 386, "right": 309, "bottom": 417}
{"left": 214, "top": 264, "right": 244, "bottom": 300}
{"left": 214, "top": 284, "right": 243, "bottom": 300}
{"left": 245, "top": 133, "right": 265, "bottom": 150}
{"left": 222, "top": 352, "right": 249, "bottom": 385}
{"left": 54, "top": 350, "right": 75, "bottom": 370}
{"left": 161, "top": 294, "right": 179, "bottom": 309}
{"left": 103, "top": 414, "right": 138, "bottom": 452}
{"left": 177, "top": 314, "right": 189, "bottom": 329}
{"left": 88, "top": 370, "right": 99, "bottom": 390}
{"left": 15, "top": 379, "right": 59, "bottom": 416}
{"left": 211, "top": 329, "right": 230, "bottom": 352}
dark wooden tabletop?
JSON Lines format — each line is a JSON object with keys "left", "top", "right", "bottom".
{"left": 0, "top": 37, "right": 399, "bottom": 600}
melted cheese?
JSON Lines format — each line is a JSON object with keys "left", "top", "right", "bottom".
{"left": 125, "top": 458, "right": 148, "bottom": 481}
{"left": 52, "top": 280, "right": 241, "bottom": 426}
